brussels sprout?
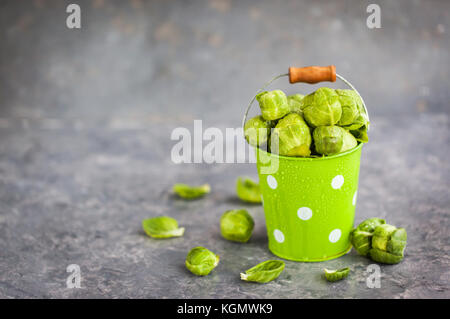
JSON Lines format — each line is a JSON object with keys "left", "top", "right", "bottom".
{"left": 313, "top": 126, "right": 357, "bottom": 155}
{"left": 142, "top": 216, "right": 185, "bottom": 238}
{"left": 301, "top": 87, "right": 342, "bottom": 127}
{"left": 173, "top": 183, "right": 210, "bottom": 199}
{"left": 240, "top": 260, "right": 285, "bottom": 283}
{"left": 324, "top": 267, "right": 350, "bottom": 282}
{"left": 351, "top": 218, "right": 407, "bottom": 264}
{"left": 244, "top": 116, "right": 271, "bottom": 147}
{"left": 313, "top": 126, "right": 343, "bottom": 155}
{"left": 369, "top": 224, "right": 407, "bottom": 264}
{"left": 220, "top": 209, "right": 254, "bottom": 243}
{"left": 185, "top": 247, "right": 220, "bottom": 276}
{"left": 336, "top": 89, "right": 361, "bottom": 126}
{"left": 287, "top": 94, "right": 304, "bottom": 113}
{"left": 256, "top": 90, "right": 290, "bottom": 121}
{"left": 350, "top": 218, "right": 385, "bottom": 256}
{"left": 236, "top": 177, "right": 262, "bottom": 203}
{"left": 270, "top": 113, "right": 312, "bottom": 157}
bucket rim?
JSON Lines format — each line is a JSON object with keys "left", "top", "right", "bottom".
{"left": 256, "top": 142, "right": 363, "bottom": 162}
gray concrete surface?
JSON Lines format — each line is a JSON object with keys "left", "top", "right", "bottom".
{"left": 0, "top": 0, "right": 449, "bottom": 298}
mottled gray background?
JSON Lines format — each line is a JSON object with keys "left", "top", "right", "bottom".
{"left": 0, "top": 0, "right": 449, "bottom": 299}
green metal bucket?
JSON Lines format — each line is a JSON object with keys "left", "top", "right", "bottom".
{"left": 256, "top": 143, "right": 363, "bottom": 262}
{"left": 243, "top": 66, "right": 369, "bottom": 262}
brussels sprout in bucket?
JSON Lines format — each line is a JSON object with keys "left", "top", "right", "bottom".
{"left": 243, "top": 81, "right": 368, "bottom": 158}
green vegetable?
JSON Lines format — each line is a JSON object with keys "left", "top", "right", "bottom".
{"left": 351, "top": 218, "right": 407, "bottom": 264}
{"left": 350, "top": 218, "right": 385, "bottom": 256}
{"left": 301, "top": 87, "right": 342, "bottom": 127}
{"left": 142, "top": 216, "right": 185, "bottom": 238}
{"left": 313, "top": 126, "right": 357, "bottom": 155}
{"left": 220, "top": 209, "right": 254, "bottom": 243}
{"left": 313, "top": 126, "right": 343, "bottom": 155}
{"left": 369, "top": 224, "right": 407, "bottom": 264}
{"left": 287, "top": 94, "right": 304, "bottom": 113}
{"left": 185, "top": 247, "right": 219, "bottom": 276}
{"left": 336, "top": 90, "right": 361, "bottom": 126}
{"left": 236, "top": 177, "right": 262, "bottom": 203}
{"left": 244, "top": 116, "right": 271, "bottom": 147}
{"left": 324, "top": 267, "right": 350, "bottom": 282}
{"left": 270, "top": 113, "right": 312, "bottom": 157}
{"left": 173, "top": 183, "right": 210, "bottom": 199}
{"left": 240, "top": 260, "right": 285, "bottom": 283}
{"left": 256, "top": 90, "right": 290, "bottom": 121}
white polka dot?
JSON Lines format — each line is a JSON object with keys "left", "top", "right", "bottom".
{"left": 297, "top": 207, "right": 313, "bottom": 221}
{"left": 352, "top": 191, "right": 357, "bottom": 206}
{"left": 267, "top": 175, "right": 278, "bottom": 189}
{"left": 273, "top": 229, "right": 284, "bottom": 243}
{"left": 331, "top": 175, "right": 344, "bottom": 189}
{"left": 329, "top": 229, "right": 342, "bottom": 243}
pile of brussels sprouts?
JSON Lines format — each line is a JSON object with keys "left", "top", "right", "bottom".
{"left": 244, "top": 87, "right": 369, "bottom": 156}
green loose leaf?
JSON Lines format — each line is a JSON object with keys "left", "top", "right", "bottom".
{"left": 287, "top": 94, "right": 304, "bottom": 113}
{"left": 142, "top": 216, "right": 185, "bottom": 239}
{"left": 350, "top": 218, "right": 385, "bottom": 256}
{"left": 369, "top": 248, "right": 404, "bottom": 264}
{"left": 236, "top": 177, "right": 262, "bottom": 203}
{"left": 256, "top": 90, "right": 290, "bottom": 121}
{"left": 324, "top": 267, "right": 350, "bottom": 282}
{"left": 240, "top": 260, "right": 285, "bottom": 283}
{"left": 220, "top": 209, "right": 255, "bottom": 243}
{"left": 244, "top": 116, "right": 271, "bottom": 147}
{"left": 173, "top": 183, "right": 210, "bottom": 200}
{"left": 185, "top": 247, "right": 219, "bottom": 276}
{"left": 270, "top": 113, "right": 312, "bottom": 157}
{"left": 301, "top": 87, "right": 342, "bottom": 127}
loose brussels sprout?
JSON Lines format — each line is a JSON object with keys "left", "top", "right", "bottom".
{"left": 301, "top": 87, "right": 342, "bottom": 127}
{"left": 243, "top": 116, "right": 271, "bottom": 147}
{"left": 351, "top": 218, "right": 407, "bottom": 264}
{"left": 287, "top": 94, "right": 304, "bottom": 113}
{"left": 142, "top": 216, "right": 185, "bottom": 238}
{"left": 173, "top": 183, "right": 210, "bottom": 199}
{"left": 313, "top": 126, "right": 357, "bottom": 155}
{"left": 270, "top": 113, "right": 312, "bottom": 157}
{"left": 236, "top": 177, "right": 262, "bottom": 203}
{"left": 240, "top": 260, "right": 285, "bottom": 283}
{"left": 350, "top": 218, "right": 386, "bottom": 256}
{"left": 369, "top": 224, "right": 407, "bottom": 264}
{"left": 324, "top": 267, "right": 350, "bottom": 282}
{"left": 336, "top": 89, "right": 361, "bottom": 126}
{"left": 185, "top": 247, "right": 219, "bottom": 276}
{"left": 256, "top": 90, "right": 290, "bottom": 121}
{"left": 220, "top": 209, "right": 254, "bottom": 243}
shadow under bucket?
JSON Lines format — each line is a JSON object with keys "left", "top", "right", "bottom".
{"left": 256, "top": 143, "right": 363, "bottom": 262}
